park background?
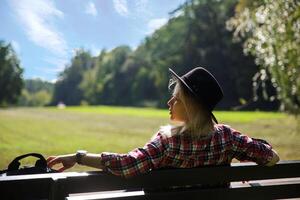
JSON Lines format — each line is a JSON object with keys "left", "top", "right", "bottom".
{"left": 0, "top": 0, "right": 299, "bottom": 171}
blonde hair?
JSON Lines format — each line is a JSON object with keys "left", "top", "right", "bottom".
{"left": 160, "top": 78, "right": 214, "bottom": 138}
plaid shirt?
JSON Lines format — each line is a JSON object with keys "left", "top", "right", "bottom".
{"left": 100, "top": 124, "right": 274, "bottom": 178}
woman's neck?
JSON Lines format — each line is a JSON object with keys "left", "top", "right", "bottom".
{"left": 186, "top": 120, "right": 215, "bottom": 138}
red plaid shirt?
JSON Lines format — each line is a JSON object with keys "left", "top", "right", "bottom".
{"left": 100, "top": 124, "right": 274, "bottom": 178}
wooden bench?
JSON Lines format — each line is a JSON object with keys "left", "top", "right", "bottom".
{"left": 0, "top": 161, "right": 299, "bottom": 200}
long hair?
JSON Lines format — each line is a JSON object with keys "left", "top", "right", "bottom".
{"left": 160, "top": 77, "right": 214, "bottom": 138}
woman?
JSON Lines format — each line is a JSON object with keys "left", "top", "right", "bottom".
{"left": 47, "top": 67, "right": 279, "bottom": 178}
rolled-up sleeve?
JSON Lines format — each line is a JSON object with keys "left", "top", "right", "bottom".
{"left": 230, "top": 128, "right": 274, "bottom": 165}
{"left": 100, "top": 133, "right": 168, "bottom": 178}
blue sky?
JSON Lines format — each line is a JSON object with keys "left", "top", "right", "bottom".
{"left": 1, "top": 0, "right": 185, "bottom": 81}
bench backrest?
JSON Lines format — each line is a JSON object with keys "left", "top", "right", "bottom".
{"left": 1, "top": 161, "right": 299, "bottom": 200}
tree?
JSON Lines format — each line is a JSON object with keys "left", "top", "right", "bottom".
{"left": 0, "top": 40, "right": 23, "bottom": 106}
{"left": 227, "top": 0, "right": 300, "bottom": 114}
{"left": 19, "top": 89, "right": 52, "bottom": 107}
{"left": 52, "top": 49, "right": 93, "bottom": 105}
{"left": 135, "top": 0, "right": 261, "bottom": 109}
{"left": 24, "top": 78, "right": 53, "bottom": 94}
{"left": 80, "top": 46, "right": 134, "bottom": 105}
{"left": 51, "top": 0, "right": 274, "bottom": 110}
{"left": 18, "top": 79, "right": 54, "bottom": 106}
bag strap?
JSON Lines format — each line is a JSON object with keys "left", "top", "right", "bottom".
{"left": 7, "top": 153, "right": 47, "bottom": 172}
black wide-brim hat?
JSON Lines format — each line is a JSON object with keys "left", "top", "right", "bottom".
{"left": 169, "top": 67, "right": 223, "bottom": 124}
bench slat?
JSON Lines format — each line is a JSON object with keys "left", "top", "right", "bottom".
{"left": 55, "top": 160, "right": 300, "bottom": 196}
{"left": 67, "top": 183, "right": 300, "bottom": 200}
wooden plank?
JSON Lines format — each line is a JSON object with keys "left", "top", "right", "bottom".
{"left": 67, "top": 190, "right": 145, "bottom": 200}
{"left": 54, "top": 160, "right": 300, "bottom": 196}
{"left": 231, "top": 177, "right": 300, "bottom": 187}
{"left": 0, "top": 177, "right": 55, "bottom": 199}
{"left": 144, "top": 183, "right": 300, "bottom": 200}
{"left": 65, "top": 183, "right": 300, "bottom": 200}
{"left": 0, "top": 172, "right": 89, "bottom": 200}
{"left": 0, "top": 171, "right": 89, "bottom": 181}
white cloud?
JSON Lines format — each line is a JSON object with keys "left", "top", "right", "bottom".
{"left": 113, "top": 0, "right": 129, "bottom": 16}
{"left": 85, "top": 2, "right": 98, "bottom": 16}
{"left": 10, "top": 0, "right": 67, "bottom": 56}
{"left": 147, "top": 18, "right": 168, "bottom": 34}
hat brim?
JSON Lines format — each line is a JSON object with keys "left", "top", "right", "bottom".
{"left": 169, "top": 68, "right": 198, "bottom": 98}
{"left": 169, "top": 68, "right": 219, "bottom": 124}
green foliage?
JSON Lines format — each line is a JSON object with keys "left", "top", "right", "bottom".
{"left": 19, "top": 89, "right": 52, "bottom": 107}
{"left": 24, "top": 78, "right": 53, "bottom": 94}
{"left": 51, "top": 0, "right": 276, "bottom": 110}
{"left": 18, "top": 79, "right": 54, "bottom": 106}
{"left": 129, "top": 0, "right": 262, "bottom": 108}
{"left": 80, "top": 46, "right": 135, "bottom": 105}
{"left": 0, "top": 40, "right": 24, "bottom": 106}
{"left": 52, "top": 49, "right": 94, "bottom": 105}
{"left": 227, "top": 0, "right": 300, "bottom": 114}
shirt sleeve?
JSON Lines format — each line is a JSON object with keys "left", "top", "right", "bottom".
{"left": 100, "top": 132, "right": 168, "bottom": 178}
{"left": 230, "top": 128, "right": 274, "bottom": 165}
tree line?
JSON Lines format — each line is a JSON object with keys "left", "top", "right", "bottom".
{"left": 1, "top": 0, "right": 299, "bottom": 114}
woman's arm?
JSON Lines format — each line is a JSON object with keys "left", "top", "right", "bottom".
{"left": 230, "top": 128, "right": 280, "bottom": 165}
{"left": 47, "top": 153, "right": 104, "bottom": 172}
{"left": 47, "top": 133, "right": 168, "bottom": 176}
{"left": 100, "top": 133, "right": 168, "bottom": 178}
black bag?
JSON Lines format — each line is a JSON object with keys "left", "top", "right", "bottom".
{"left": 0, "top": 153, "right": 58, "bottom": 176}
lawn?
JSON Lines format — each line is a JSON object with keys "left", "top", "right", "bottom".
{"left": 0, "top": 106, "right": 299, "bottom": 172}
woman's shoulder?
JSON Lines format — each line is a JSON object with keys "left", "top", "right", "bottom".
{"left": 214, "top": 124, "right": 233, "bottom": 131}
{"left": 156, "top": 124, "right": 232, "bottom": 139}
{"left": 213, "top": 124, "right": 235, "bottom": 137}
{"left": 154, "top": 124, "right": 236, "bottom": 143}
{"left": 156, "top": 125, "right": 183, "bottom": 138}
{"left": 150, "top": 125, "right": 173, "bottom": 141}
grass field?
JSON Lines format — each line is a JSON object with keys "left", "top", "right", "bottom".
{"left": 0, "top": 106, "right": 299, "bottom": 172}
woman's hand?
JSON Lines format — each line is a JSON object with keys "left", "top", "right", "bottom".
{"left": 47, "top": 154, "right": 76, "bottom": 172}
{"left": 265, "top": 149, "right": 280, "bottom": 166}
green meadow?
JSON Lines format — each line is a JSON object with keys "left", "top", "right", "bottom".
{"left": 0, "top": 106, "right": 299, "bottom": 171}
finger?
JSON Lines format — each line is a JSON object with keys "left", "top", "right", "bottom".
{"left": 46, "top": 156, "right": 55, "bottom": 163}
{"left": 58, "top": 166, "right": 66, "bottom": 172}
{"left": 47, "top": 157, "right": 61, "bottom": 168}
